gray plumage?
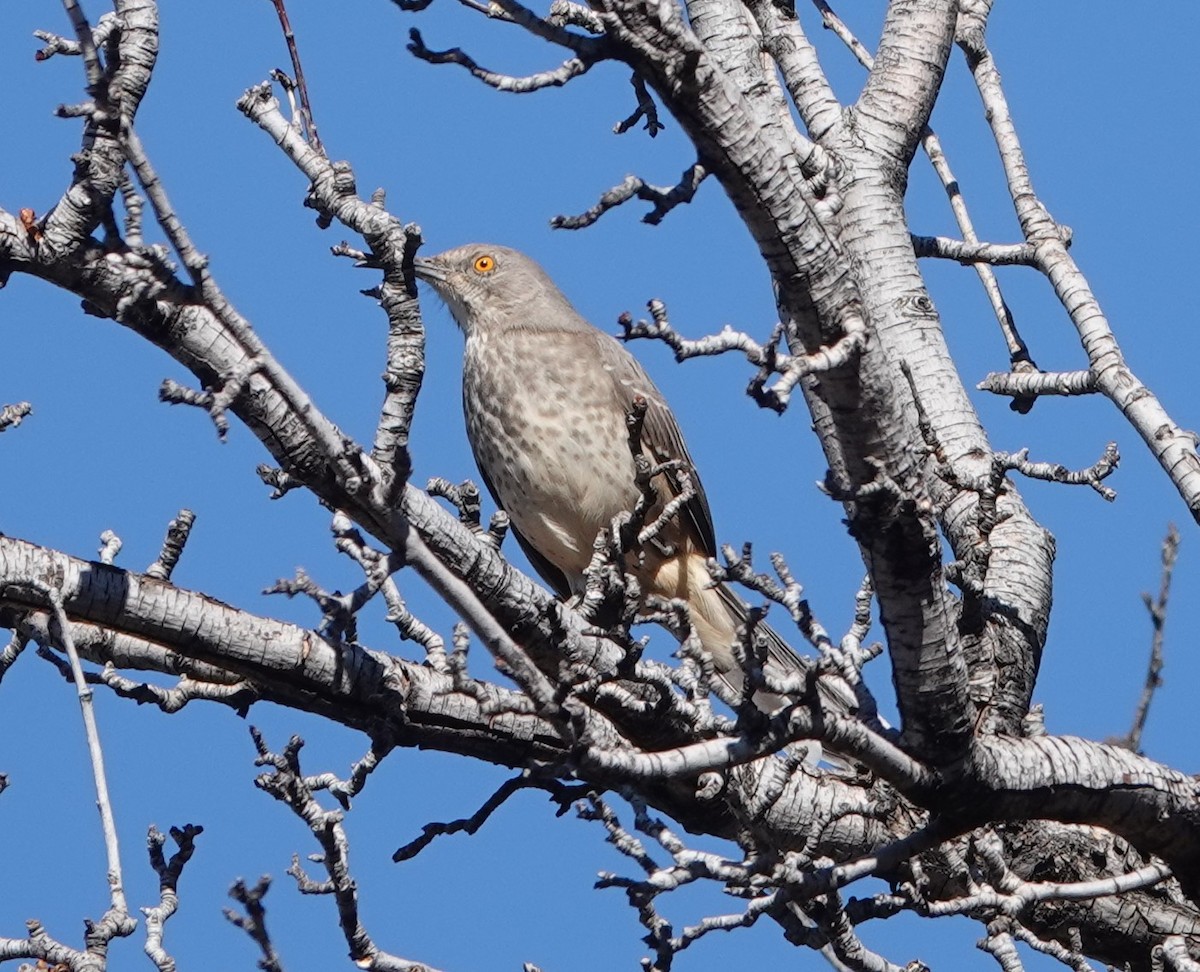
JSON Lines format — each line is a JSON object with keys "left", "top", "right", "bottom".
{"left": 414, "top": 243, "right": 824, "bottom": 711}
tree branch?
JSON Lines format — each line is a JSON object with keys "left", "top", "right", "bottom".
{"left": 1120, "top": 524, "right": 1181, "bottom": 753}
{"left": 552, "top": 162, "right": 707, "bottom": 228}
{"left": 959, "top": 10, "right": 1200, "bottom": 523}
{"left": 407, "top": 28, "right": 597, "bottom": 92}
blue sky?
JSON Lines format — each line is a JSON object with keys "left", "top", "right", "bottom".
{"left": 1, "top": 2, "right": 1197, "bottom": 969}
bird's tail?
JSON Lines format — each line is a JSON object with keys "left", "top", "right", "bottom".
{"left": 686, "top": 563, "right": 867, "bottom": 725}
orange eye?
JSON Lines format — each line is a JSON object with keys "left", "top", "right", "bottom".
{"left": 473, "top": 254, "right": 496, "bottom": 274}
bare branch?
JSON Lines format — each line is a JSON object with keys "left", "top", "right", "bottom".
{"left": 265, "top": 567, "right": 362, "bottom": 642}
{"left": 811, "top": 1, "right": 873, "bottom": 65}
{"left": 490, "top": 0, "right": 611, "bottom": 51}
{"left": 0, "top": 630, "right": 29, "bottom": 682}
{"left": 427, "top": 476, "right": 509, "bottom": 548}
{"left": 0, "top": 401, "right": 32, "bottom": 432}
{"left": 978, "top": 369, "right": 1097, "bottom": 400}
{"left": 853, "top": 0, "right": 958, "bottom": 166}
{"left": 618, "top": 299, "right": 867, "bottom": 412}
{"left": 370, "top": 221, "right": 426, "bottom": 492}
{"left": 45, "top": 588, "right": 136, "bottom": 938}
{"left": 0, "top": 921, "right": 88, "bottom": 969}
{"left": 307, "top": 736, "right": 396, "bottom": 811}
{"left": 921, "top": 832, "right": 1173, "bottom": 916}
{"left": 124, "top": 110, "right": 372, "bottom": 493}
{"left": 613, "top": 72, "right": 664, "bottom": 137}
{"left": 145, "top": 509, "right": 196, "bottom": 580}
{"left": 100, "top": 665, "right": 259, "bottom": 715}
{"left": 392, "top": 780, "right": 518, "bottom": 863}
{"left": 979, "top": 919, "right": 1031, "bottom": 972}
{"left": 60, "top": 0, "right": 105, "bottom": 90}
{"left": 225, "top": 876, "right": 286, "bottom": 972}
{"left": 408, "top": 28, "right": 594, "bottom": 92}
{"left": 143, "top": 823, "right": 204, "bottom": 972}
{"left": 579, "top": 791, "right": 786, "bottom": 967}
{"left": 160, "top": 366, "right": 261, "bottom": 441}
{"left": 97, "top": 529, "right": 122, "bottom": 565}
{"left": 547, "top": 0, "right": 605, "bottom": 32}
{"left": 960, "top": 15, "right": 1200, "bottom": 523}
{"left": 404, "top": 528, "right": 563, "bottom": 717}
{"left": 257, "top": 464, "right": 304, "bottom": 498}
{"left": 1005, "top": 921, "right": 1096, "bottom": 972}
{"left": 265, "top": 1, "right": 324, "bottom": 153}
{"left": 748, "top": 0, "right": 841, "bottom": 139}
{"left": 814, "top": 893, "right": 911, "bottom": 972}
{"left": 1161, "top": 937, "right": 1200, "bottom": 972}
{"left": 393, "top": 772, "right": 581, "bottom": 861}
{"left": 252, "top": 730, "right": 446, "bottom": 971}
{"left": 815, "top": 1, "right": 1040, "bottom": 404}
{"left": 584, "top": 704, "right": 929, "bottom": 793}
{"left": 120, "top": 173, "right": 145, "bottom": 245}
{"left": 997, "top": 443, "right": 1120, "bottom": 501}
{"left": 1121, "top": 524, "right": 1181, "bottom": 753}
{"left": 911, "top": 235, "right": 1036, "bottom": 266}
{"left": 552, "top": 163, "right": 707, "bottom": 229}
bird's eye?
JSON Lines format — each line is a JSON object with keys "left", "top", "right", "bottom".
{"left": 473, "top": 255, "right": 496, "bottom": 274}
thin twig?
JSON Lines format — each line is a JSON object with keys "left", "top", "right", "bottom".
{"left": 1122, "top": 524, "right": 1181, "bottom": 753}
{"left": 266, "top": 0, "right": 324, "bottom": 153}
{"left": 252, "top": 730, "right": 445, "bottom": 971}
{"left": 552, "top": 163, "right": 706, "bottom": 228}
{"left": 46, "top": 589, "right": 135, "bottom": 934}
{"left": 121, "top": 120, "right": 371, "bottom": 493}
{"left": 225, "top": 876, "right": 285, "bottom": 972}
{"left": 403, "top": 530, "right": 562, "bottom": 718}
{"left": 619, "top": 299, "right": 866, "bottom": 412}
{"left": 408, "top": 28, "right": 593, "bottom": 92}
{"left": 395, "top": 774, "right": 538, "bottom": 861}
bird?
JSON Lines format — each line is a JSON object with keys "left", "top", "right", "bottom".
{"left": 412, "top": 243, "right": 831, "bottom": 714}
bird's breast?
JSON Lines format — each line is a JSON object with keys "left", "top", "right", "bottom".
{"left": 462, "top": 329, "right": 640, "bottom": 581}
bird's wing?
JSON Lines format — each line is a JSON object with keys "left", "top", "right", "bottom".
{"left": 595, "top": 332, "right": 719, "bottom": 558}
{"left": 470, "top": 452, "right": 576, "bottom": 600}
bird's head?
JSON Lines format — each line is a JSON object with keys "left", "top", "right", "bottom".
{"left": 413, "top": 244, "right": 578, "bottom": 335}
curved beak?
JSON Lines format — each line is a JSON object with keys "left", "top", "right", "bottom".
{"left": 412, "top": 257, "right": 447, "bottom": 283}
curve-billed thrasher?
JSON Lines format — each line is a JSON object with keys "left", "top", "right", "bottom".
{"left": 414, "top": 243, "right": 818, "bottom": 710}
